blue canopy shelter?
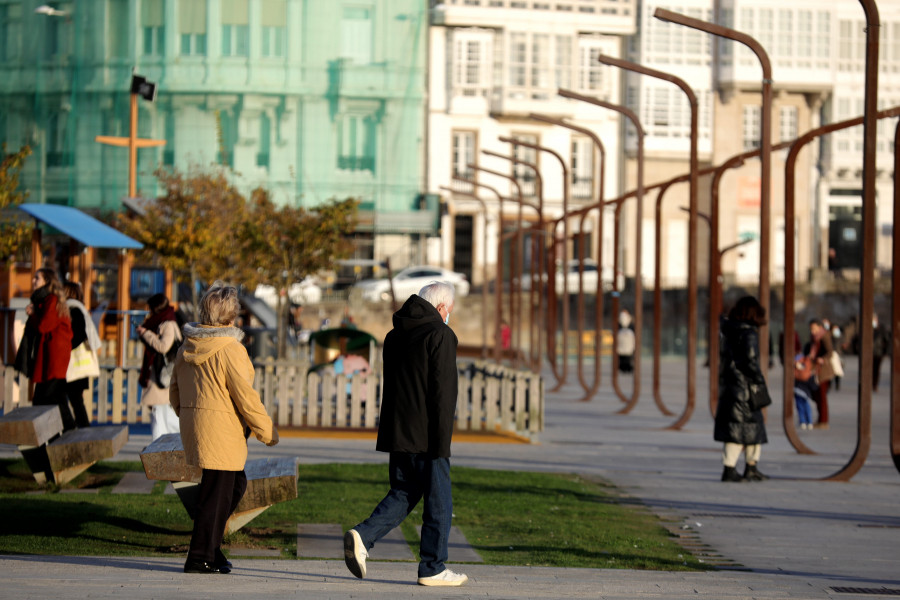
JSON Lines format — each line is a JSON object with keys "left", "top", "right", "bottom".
{"left": 18, "top": 204, "right": 144, "bottom": 365}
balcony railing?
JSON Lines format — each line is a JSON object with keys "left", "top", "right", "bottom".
{"left": 338, "top": 156, "right": 375, "bottom": 172}
{"left": 572, "top": 176, "right": 593, "bottom": 199}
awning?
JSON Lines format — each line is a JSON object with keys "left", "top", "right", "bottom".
{"left": 19, "top": 203, "right": 143, "bottom": 249}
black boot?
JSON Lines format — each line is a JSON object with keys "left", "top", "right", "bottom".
{"left": 721, "top": 466, "right": 744, "bottom": 482}
{"left": 743, "top": 464, "right": 769, "bottom": 481}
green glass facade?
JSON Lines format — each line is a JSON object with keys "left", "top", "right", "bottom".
{"left": 0, "top": 0, "right": 430, "bottom": 234}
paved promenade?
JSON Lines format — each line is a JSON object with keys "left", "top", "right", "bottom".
{"left": 1, "top": 356, "right": 898, "bottom": 599}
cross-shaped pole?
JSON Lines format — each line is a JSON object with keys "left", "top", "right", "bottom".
{"left": 95, "top": 72, "right": 165, "bottom": 199}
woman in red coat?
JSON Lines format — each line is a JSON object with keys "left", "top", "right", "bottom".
{"left": 24, "top": 268, "right": 75, "bottom": 431}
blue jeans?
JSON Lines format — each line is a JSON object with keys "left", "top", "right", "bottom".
{"left": 353, "top": 452, "right": 452, "bottom": 578}
{"left": 794, "top": 390, "right": 812, "bottom": 425}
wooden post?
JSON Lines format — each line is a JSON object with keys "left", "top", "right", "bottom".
{"left": 115, "top": 250, "right": 134, "bottom": 366}
{"left": 82, "top": 247, "right": 95, "bottom": 311}
{"left": 30, "top": 226, "right": 42, "bottom": 277}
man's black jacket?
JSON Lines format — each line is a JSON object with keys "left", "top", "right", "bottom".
{"left": 376, "top": 294, "right": 458, "bottom": 458}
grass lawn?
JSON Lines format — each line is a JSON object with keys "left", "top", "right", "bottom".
{"left": 0, "top": 459, "right": 704, "bottom": 571}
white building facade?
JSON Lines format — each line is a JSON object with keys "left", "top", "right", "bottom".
{"left": 427, "top": 0, "right": 636, "bottom": 287}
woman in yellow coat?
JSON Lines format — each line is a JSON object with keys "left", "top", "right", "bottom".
{"left": 170, "top": 284, "right": 279, "bottom": 574}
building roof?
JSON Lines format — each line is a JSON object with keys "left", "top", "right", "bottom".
{"left": 18, "top": 203, "right": 143, "bottom": 250}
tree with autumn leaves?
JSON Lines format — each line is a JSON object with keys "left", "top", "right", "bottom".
{"left": 0, "top": 145, "right": 34, "bottom": 264}
{"left": 118, "top": 166, "right": 357, "bottom": 357}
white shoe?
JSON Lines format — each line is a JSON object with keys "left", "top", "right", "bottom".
{"left": 343, "top": 529, "right": 367, "bottom": 579}
{"left": 417, "top": 569, "right": 468, "bottom": 587}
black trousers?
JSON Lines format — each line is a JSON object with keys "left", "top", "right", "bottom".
{"left": 187, "top": 469, "right": 248, "bottom": 563}
{"left": 65, "top": 379, "right": 91, "bottom": 428}
{"left": 33, "top": 379, "right": 76, "bottom": 432}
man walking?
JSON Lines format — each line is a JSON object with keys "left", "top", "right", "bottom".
{"left": 344, "top": 282, "right": 467, "bottom": 587}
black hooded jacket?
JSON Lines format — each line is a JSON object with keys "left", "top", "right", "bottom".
{"left": 715, "top": 317, "right": 770, "bottom": 445}
{"left": 376, "top": 294, "right": 459, "bottom": 458}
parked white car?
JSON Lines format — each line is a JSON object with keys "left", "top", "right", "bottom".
{"left": 520, "top": 259, "right": 624, "bottom": 295}
{"left": 352, "top": 265, "right": 470, "bottom": 302}
{"left": 254, "top": 276, "right": 323, "bottom": 307}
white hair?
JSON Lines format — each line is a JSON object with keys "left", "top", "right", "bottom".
{"left": 418, "top": 281, "right": 455, "bottom": 308}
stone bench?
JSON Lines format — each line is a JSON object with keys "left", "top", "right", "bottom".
{"left": 0, "top": 405, "right": 129, "bottom": 484}
{"left": 140, "top": 433, "right": 299, "bottom": 533}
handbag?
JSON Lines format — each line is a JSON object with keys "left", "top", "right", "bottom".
{"left": 829, "top": 351, "right": 844, "bottom": 378}
{"left": 67, "top": 341, "right": 100, "bottom": 381}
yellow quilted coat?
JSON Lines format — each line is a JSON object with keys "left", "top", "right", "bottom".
{"left": 169, "top": 323, "right": 275, "bottom": 470}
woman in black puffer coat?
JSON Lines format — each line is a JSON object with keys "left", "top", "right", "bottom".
{"left": 715, "top": 296, "right": 771, "bottom": 482}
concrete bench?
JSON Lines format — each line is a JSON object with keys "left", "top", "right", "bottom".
{"left": 0, "top": 405, "right": 129, "bottom": 484}
{"left": 140, "top": 433, "right": 299, "bottom": 533}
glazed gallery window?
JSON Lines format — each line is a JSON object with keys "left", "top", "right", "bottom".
{"left": 577, "top": 38, "right": 604, "bottom": 92}
{"left": 743, "top": 105, "right": 761, "bottom": 151}
{"left": 508, "top": 31, "right": 572, "bottom": 99}
{"left": 221, "top": 0, "right": 249, "bottom": 57}
{"left": 261, "top": 0, "right": 286, "bottom": 58}
{"left": 570, "top": 136, "right": 593, "bottom": 199}
{"left": 180, "top": 0, "right": 207, "bottom": 56}
{"left": 142, "top": 0, "right": 165, "bottom": 56}
{"left": 511, "top": 133, "right": 538, "bottom": 197}
{"left": 451, "top": 29, "right": 492, "bottom": 97}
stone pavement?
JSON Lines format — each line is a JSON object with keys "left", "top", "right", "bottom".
{"left": 1, "top": 356, "right": 899, "bottom": 599}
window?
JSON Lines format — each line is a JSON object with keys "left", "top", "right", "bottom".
{"left": 451, "top": 131, "right": 476, "bottom": 193}
{"left": 509, "top": 32, "right": 527, "bottom": 87}
{"left": 779, "top": 106, "right": 798, "bottom": 144}
{"left": 46, "top": 113, "right": 73, "bottom": 168}
{"left": 261, "top": 0, "right": 286, "bottom": 58}
{"left": 221, "top": 0, "right": 249, "bottom": 57}
{"left": 554, "top": 35, "right": 572, "bottom": 90}
{"left": 797, "top": 10, "right": 813, "bottom": 60}
{"left": 571, "top": 137, "right": 593, "bottom": 199}
{"left": 1, "top": 2, "right": 22, "bottom": 61}
{"left": 743, "top": 105, "right": 761, "bottom": 151}
{"left": 43, "top": 2, "right": 74, "bottom": 60}
{"left": 163, "top": 110, "right": 175, "bottom": 167}
{"left": 511, "top": 134, "right": 538, "bottom": 197}
{"left": 776, "top": 9, "right": 792, "bottom": 61}
{"left": 216, "top": 110, "right": 237, "bottom": 167}
{"left": 257, "top": 113, "right": 271, "bottom": 168}
{"left": 507, "top": 31, "right": 572, "bottom": 99}
{"left": 337, "top": 113, "right": 377, "bottom": 173}
{"left": 142, "top": 0, "right": 165, "bottom": 56}
{"left": 108, "top": 0, "right": 129, "bottom": 58}
{"left": 180, "top": 0, "right": 207, "bottom": 56}
{"left": 451, "top": 30, "right": 492, "bottom": 96}
{"left": 340, "top": 6, "right": 373, "bottom": 65}
{"left": 578, "top": 38, "right": 604, "bottom": 92}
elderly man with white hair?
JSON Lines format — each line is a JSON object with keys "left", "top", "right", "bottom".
{"left": 343, "top": 281, "right": 467, "bottom": 587}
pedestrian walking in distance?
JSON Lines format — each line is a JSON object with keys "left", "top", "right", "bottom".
{"left": 344, "top": 281, "right": 468, "bottom": 587}
{"left": 715, "top": 295, "right": 771, "bottom": 482}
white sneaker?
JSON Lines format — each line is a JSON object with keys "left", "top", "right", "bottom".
{"left": 343, "top": 529, "right": 367, "bottom": 579}
{"left": 417, "top": 569, "right": 468, "bottom": 587}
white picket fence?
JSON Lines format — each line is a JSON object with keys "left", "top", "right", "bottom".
{"left": 0, "top": 361, "right": 543, "bottom": 438}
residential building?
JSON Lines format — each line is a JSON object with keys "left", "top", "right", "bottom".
{"left": 428, "top": 0, "right": 637, "bottom": 286}
{"left": 0, "top": 0, "right": 430, "bottom": 264}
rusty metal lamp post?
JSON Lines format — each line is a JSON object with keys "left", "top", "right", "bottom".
{"left": 549, "top": 93, "right": 646, "bottom": 412}
{"left": 654, "top": 7, "right": 774, "bottom": 371}
{"left": 595, "top": 54, "right": 698, "bottom": 429}
{"left": 467, "top": 163, "right": 530, "bottom": 369}
{"left": 480, "top": 149, "right": 546, "bottom": 373}
{"left": 499, "top": 136, "right": 571, "bottom": 390}
{"left": 893, "top": 118, "right": 900, "bottom": 474}
{"left": 439, "top": 183, "right": 494, "bottom": 358}
{"left": 526, "top": 113, "right": 606, "bottom": 402}
{"left": 783, "top": 107, "right": 900, "bottom": 477}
